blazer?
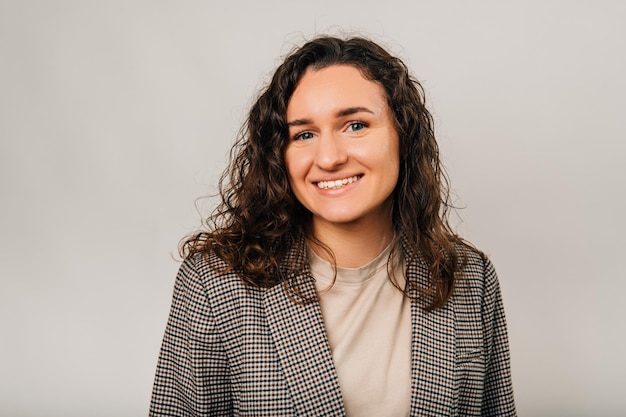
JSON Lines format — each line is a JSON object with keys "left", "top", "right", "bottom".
{"left": 149, "top": 236, "right": 515, "bottom": 416}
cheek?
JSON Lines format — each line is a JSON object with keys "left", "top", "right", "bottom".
{"left": 283, "top": 149, "right": 296, "bottom": 178}
{"left": 387, "top": 133, "right": 401, "bottom": 172}
{"left": 284, "top": 148, "right": 306, "bottom": 187}
{"left": 383, "top": 139, "right": 401, "bottom": 188}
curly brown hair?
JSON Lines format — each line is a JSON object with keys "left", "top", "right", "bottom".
{"left": 182, "top": 35, "right": 473, "bottom": 311}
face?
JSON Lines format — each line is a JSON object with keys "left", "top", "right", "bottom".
{"left": 284, "top": 65, "right": 400, "bottom": 233}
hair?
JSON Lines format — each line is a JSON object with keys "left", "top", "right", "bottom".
{"left": 182, "top": 35, "right": 474, "bottom": 311}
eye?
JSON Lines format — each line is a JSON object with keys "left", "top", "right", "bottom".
{"left": 293, "top": 131, "right": 314, "bottom": 141}
{"left": 346, "top": 121, "right": 368, "bottom": 132}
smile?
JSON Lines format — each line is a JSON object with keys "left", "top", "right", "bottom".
{"left": 315, "top": 175, "right": 361, "bottom": 190}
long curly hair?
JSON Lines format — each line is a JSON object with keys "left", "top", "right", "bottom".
{"left": 182, "top": 35, "right": 472, "bottom": 310}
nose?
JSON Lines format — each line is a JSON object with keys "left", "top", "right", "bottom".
{"left": 314, "top": 132, "right": 348, "bottom": 170}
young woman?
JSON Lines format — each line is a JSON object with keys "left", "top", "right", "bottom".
{"left": 149, "top": 36, "right": 515, "bottom": 416}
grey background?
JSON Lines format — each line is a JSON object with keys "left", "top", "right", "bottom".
{"left": 1, "top": 1, "right": 624, "bottom": 415}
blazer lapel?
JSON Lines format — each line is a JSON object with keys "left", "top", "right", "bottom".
{"left": 264, "top": 269, "right": 346, "bottom": 416}
{"left": 405, "top": 243, "right": 457, "bottom": 416}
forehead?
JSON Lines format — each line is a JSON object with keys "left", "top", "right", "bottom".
{"left": 287, "top": 65, "right": 387, "bottom": 117}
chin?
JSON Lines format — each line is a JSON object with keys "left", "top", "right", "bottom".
{"left": 313, "top": 211, "right": 364, "bottom": 226}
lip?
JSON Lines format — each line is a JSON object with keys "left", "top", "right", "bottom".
{"left": 313, "top": 174, "right": 363, "bottom": 190}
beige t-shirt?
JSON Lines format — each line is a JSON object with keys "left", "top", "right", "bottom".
{"left": 309, "top": 243, "right": 412, "bottom": 417}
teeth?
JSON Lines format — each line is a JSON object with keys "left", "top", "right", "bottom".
{"left": 316, "top": 176, "right": 359, "bottom": 190}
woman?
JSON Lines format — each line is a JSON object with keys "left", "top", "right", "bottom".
{"left": 149, "top": 36, "right": 515, "bottom": 416}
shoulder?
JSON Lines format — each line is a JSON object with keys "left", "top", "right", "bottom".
{"left": 179, "top": 251, "right": 234, "bottom": 283}
{"left": 453, "top": 244, "right": 500, "bottom": 305}
{"left": 457, "top": 244, "right": 496, "bottom": 278}
{"left": 178, "top": 251, "right": 259, "bottom": 302}
{"left": 182, "top": 250, "right": 234, "bottom": 278}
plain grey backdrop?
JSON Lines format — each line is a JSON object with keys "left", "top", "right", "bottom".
{"left": 1, "top": 1, "right": 624, "bottom": 416}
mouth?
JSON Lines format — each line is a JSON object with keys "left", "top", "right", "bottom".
{"left": 315, "top": 175, "right": 362, "bottom": 190}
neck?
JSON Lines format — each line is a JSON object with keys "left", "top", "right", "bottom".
{"left": 308, "top": 216, "right": 395, "bottom": 269}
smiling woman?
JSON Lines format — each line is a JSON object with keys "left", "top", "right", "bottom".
{"left": 149, "top": 36, "right": 516, "bottom": 416}
{"left": 285, "top": 65, "right": 400, "bottom": 264}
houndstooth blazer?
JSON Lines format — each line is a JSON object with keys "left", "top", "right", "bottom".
{"left": 149, "top": 236, "right": 516, "bottom": 416}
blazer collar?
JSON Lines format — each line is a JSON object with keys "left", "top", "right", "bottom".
{"left": 264, "top": 233, "right": 455, "bottom": 416}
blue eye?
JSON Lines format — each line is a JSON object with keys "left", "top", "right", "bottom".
{"left": 347, "top": 121, "right": 367, "bottom": 132}
{"left": 294, "top": 131, "right": 314, "bottom": 141}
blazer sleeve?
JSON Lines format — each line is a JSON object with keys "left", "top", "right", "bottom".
{"left": 481, "top": 258, "right": 516, "bottom": 416}
{"left": 149, "top": 256, "right": 232, "bottom": 416}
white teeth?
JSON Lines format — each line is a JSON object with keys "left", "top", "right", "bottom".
{"left": 316, "top": 176, "right": 359, "bottom": 190}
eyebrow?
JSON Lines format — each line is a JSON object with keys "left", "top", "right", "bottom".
{"left": 336, "top": 106, "right": 374, "bottom": 117}
{"left": 287, "top": 106, "right": 375, "bottom": 127}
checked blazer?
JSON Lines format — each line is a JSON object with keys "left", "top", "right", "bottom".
{"left": 149, "top": 235, "right": 516, "bottom": 416}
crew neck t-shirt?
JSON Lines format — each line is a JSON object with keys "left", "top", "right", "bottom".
{"left": 308, "top": 244, "right": 412, "bottom": 416}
